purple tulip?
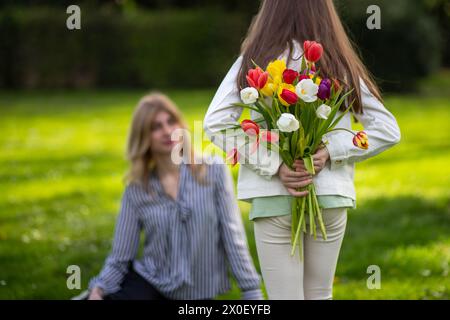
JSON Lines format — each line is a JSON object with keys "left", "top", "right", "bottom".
{"left": 318, "top": 80, "right": 331, "bottom": 100}
{"left": 321, "top": 78, "right": 332, "bottom": 89}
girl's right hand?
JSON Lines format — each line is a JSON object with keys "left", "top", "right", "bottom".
{"left": 88, "top": 286, "right": 104, "bottom": 300}
{"left": 277, "top": 163, "right": 312, "bottom": 197}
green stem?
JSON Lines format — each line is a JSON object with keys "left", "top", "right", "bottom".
{"left": 312, "top": 186, "right": 327, "bottom": 240}
{"left": 308, "top": 189, "right": 314, "bottom": 236}
{"left": 291, "top": 196, "right": 306, "bottom": 259}
{"left": 326, "top": 127, "right": 356, "bottom": 136}
{"left": 291, "top": 197, "right": 298, "bottom": 244}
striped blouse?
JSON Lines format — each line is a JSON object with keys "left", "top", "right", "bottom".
{"left": 88, "top": 159, "right": 263, "bottom": 300}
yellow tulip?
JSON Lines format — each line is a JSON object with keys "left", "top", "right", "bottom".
{"left": 260, "top": 82, "right": 276, "bottom": 97}
{"left": 267, "top": 59, "right": 287, "bottom": 80}
{"left": 261, "top": 74, "right": 283, "bottom": 97}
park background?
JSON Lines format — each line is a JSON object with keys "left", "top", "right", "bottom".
{"left": 0, "top": 0, "right": 449, "bottom": 299}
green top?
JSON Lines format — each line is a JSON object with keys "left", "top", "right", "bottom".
{"left": 249, "top": 195, "right": 356, "bottom": 221}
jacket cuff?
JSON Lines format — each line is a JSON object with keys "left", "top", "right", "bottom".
{"left": 259, "top": 156, "right": 283, "bottom": 181}
{"left": 241, "top": 288, "right": 264, "bottom": 300}
{"left": 240, "top": 147, "right": 283, "bottom": 180}
{"left": 323, "top": 132, "right": 348, "bottom": 170}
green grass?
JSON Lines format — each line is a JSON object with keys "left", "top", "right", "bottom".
{"left": 0, "top": 87, "right": 449, "bottom": 300}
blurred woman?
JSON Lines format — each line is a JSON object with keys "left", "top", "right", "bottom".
{"left": 88, "top": 93, "right": 263, "bottom": 300}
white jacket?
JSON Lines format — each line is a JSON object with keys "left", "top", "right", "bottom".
{"left": 204, "top": 41, "right": 401, "bottom": 202}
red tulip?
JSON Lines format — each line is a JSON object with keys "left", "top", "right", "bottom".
{"left": 246, "top": 67, "right": 269, "bottom": 89}
{"left": 303, "top": 40, "right": 323, "bottom": 63}
{"left": 280, "top": 89, "right": 299, "bottom": 105}
{"left": 282, "top": 69, "right": 299, "bottom": 84}
{"left": 298, "top": 74, "right": 310, "bottom": 81}
{"left": 241, "top": 119, "right": 260, "bottom": 136}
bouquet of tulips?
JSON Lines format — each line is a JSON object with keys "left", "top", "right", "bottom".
{"left": 224, "top": 40, "right": 369, "bottom": 259}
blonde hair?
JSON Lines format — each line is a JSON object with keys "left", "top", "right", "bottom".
{"left": 125, "top": 92, "right": 207, "bottom": 192}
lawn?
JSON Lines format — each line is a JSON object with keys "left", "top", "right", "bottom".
{"left": 0, "top": 84, "right": 449, "bottom": 299}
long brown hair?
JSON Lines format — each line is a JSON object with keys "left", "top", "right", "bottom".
{"left": 125, "top": 92, "right": 207, "bottom": 192}
{"left": 238, "top": 0, "right": 382, "bottom": 113}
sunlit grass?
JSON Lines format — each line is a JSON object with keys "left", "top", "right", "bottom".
{"left": 0, "top": 88, "right": 448, "bottom": 299}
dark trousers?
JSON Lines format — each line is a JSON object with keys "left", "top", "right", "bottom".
{"left": 104, "top": 263, "right": 169, "bottom": 300}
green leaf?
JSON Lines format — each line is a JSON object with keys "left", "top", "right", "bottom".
{"left": 231, "top": 102, "right": 260, "bottom": 113}
{"left": 250, "top": 59, "right": 264, "bottom": 70}
{"left": 282, "top": 137, "right": 290, "bottom": 152}
{"left": 253, "top": 101, "right": 273, "bottom": 130}
{"left": 295, "top": 122, "right": 305, "bottom": 158}
{"left": 291, "top": 130, "right": 298, "bottom": 158}
{"left": 328, "top": 98, "right": 355, "bottom": 130}
{"left": 283, "top": 151, "right": 294, "bottom": 167}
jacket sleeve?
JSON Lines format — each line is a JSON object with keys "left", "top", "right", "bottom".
{"left": 203, "top": 55, "right": 282, "bottom": 180}
{"left": 88, "top": 186, "right": 142, "bottom": 295}
{"left": 213, "top": 162, "right": 263, "bottom": 299}
{"left": 323, "top": 79, "right": 401, "bottom": 170}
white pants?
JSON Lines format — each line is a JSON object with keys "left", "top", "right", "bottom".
{"left": 253, "top": 208, "right": 347, "bottom": 300}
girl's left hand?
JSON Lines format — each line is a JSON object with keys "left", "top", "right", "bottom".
{"left": 293, "top": 146, "right": 330, "bottom": 175}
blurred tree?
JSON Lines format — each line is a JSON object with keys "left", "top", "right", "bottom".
{"left": 335, "top": 0, "right": 443, "bottom": 90}
{"left": 0, "top": 0, "right": 446, "bottom": 90}
{"left": 421, "top": 0, "right": 450, "bottom": 66}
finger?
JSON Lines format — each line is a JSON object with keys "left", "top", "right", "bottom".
{"left": 283, "top": 175, "right": 313, "bottom": 183}
{"left": 285, "top": 179, "right": 313, "bottom": 189}
{"left": 287, "top": 178, "right": 313, "bottom": 187}
{"left": 289, "top": 170, "right": 311, "bottom": 177}
{"left": 313, "top": 154, "right": 325, "bottom": 161}
{"left": 286, "top": 170, "right": 310, "bottom": 178}
{"left": 287, "top": 188, "right": 309, "bottom": 197}
{"left": 313, "top": 148, "right": 326, "bottom": 158}
{"left": 285, "top": 177, "right": 313, "bottom": 186}
{"left": 293, "top": 166, "right": 306, "bottom": 172}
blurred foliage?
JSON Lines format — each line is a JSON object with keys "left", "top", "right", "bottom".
{"left": 0, "top": 0, "right": 448, "bottom": 91}
{"left": 0, "top": 7, "right": 247, "bottom": 89}
{"left": 335, "top": 0, "right": 447, "bottom": 91}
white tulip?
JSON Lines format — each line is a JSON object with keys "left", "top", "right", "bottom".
{"left": 240, "top": 87, "right": 259, "bottom": 104}
{"left": 295, "top": 79, "right": 319, "bottom": 103}
{"left": 316, "top": 104, "right": 332, "bottom": 119}
{"left": 277, "top": 113, "right": 300, "bottom": 132}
